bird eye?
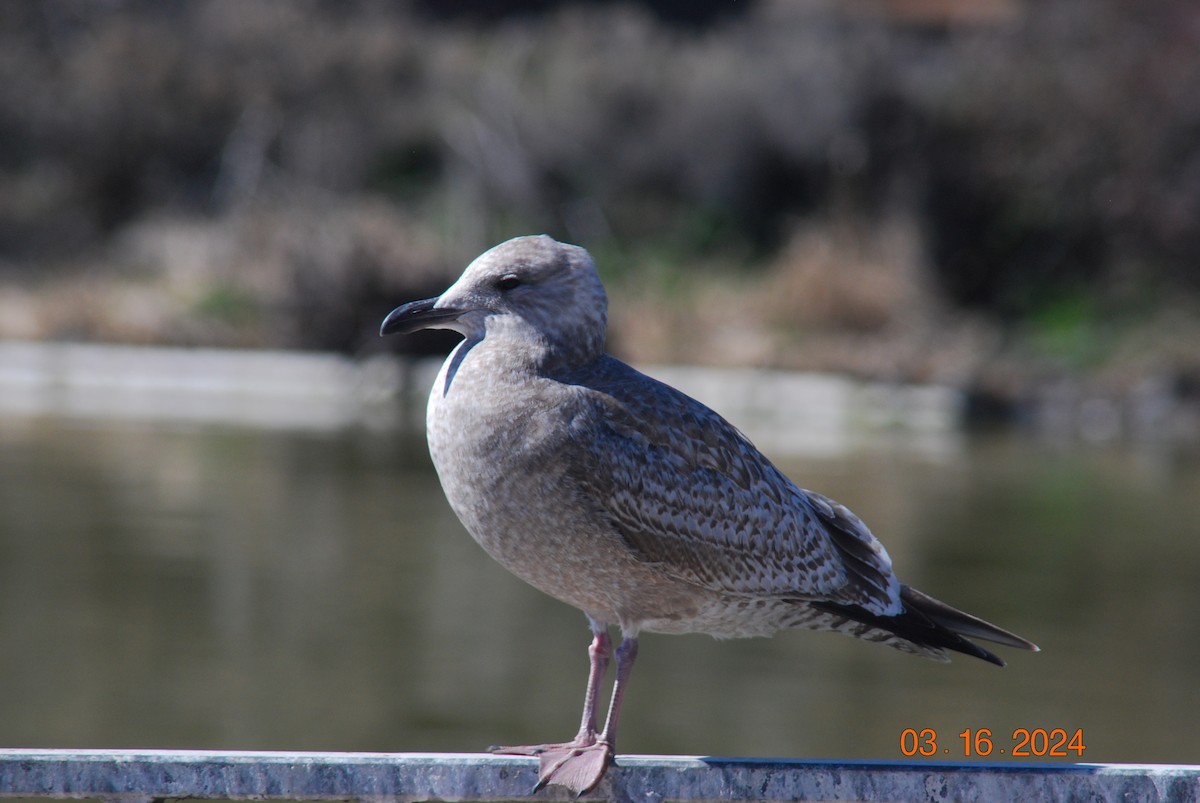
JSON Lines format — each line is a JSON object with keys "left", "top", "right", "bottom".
{"left": 496, "top": 275, "right": 521, "bottom": 292}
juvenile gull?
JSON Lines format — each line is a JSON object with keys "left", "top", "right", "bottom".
{"left": 380, "top": 235, "right": 1038, "bottom": 794}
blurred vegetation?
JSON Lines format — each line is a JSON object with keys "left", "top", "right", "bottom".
{"left": 0, "top": 0, "right": 1197, "bottom": 404}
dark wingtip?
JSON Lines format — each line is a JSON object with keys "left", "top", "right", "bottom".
{"left": 813, "top": 585, "right": 1037, "bottom": 668}
{"left": 901, "top": 585, "right": 1040, "bottom": 653}
{"left": 943, "top": 641, "right": 1007, "bottom": 667}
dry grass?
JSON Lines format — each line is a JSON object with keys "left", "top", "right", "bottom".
{"left": 0, "top": 0, "right": 1197, "bottom": 410}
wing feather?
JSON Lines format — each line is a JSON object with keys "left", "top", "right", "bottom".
{"left": 560, "top": 357, "right": 902, "bottom": 615}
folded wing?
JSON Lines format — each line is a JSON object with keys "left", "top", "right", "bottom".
{"left": 562, "top": 358, "right": 903, "bottom": 617}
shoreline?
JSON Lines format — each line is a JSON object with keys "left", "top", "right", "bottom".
{"left": 1, "top": 339, "right": 1194, "bottom": 454}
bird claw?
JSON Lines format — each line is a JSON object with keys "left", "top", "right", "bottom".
{"left": 489, "top": 738, "right": 591, "bottom": 757}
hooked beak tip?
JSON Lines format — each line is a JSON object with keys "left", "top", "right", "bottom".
{"left": 380, "top": 297, "right": 461, "bottom": 336}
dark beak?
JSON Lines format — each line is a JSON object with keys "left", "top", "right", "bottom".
{"left": 379, "top": 297, "right": 463, "bottom": 336}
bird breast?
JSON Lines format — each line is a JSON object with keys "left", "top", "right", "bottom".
{"left": 423, "top": 341, "right": 707, "bottom": 629}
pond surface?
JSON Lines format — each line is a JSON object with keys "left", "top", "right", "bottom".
{"left": 1, "top": 415, "right": 1198, "bottom": 765}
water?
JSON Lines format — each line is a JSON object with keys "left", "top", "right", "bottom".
{"left": 1, "top": 415, "right": 1197, "bottom": 765}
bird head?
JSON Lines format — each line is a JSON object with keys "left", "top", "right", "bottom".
{"left": 380, "top": 235, "right": 608, "bottom": 367}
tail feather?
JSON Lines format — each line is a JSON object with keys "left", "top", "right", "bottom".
{"left": 813, "top": 584, "right": 1039, "bottom": 668}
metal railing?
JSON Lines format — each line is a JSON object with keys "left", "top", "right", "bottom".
{"left": 1, "top": 750, "right": 1197, "bottom": 803}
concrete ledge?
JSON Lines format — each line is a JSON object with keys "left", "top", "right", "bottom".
{"left": 1, "top": 750, "right": 1198, "bottom": 803}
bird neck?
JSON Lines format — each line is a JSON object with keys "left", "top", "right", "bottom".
{"left": 484, "top": 315, "right": 605, "bottom": 376}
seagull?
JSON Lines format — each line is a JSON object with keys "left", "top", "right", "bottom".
{"left": 380, "top": 235, "right": 1038, "bottom": 795}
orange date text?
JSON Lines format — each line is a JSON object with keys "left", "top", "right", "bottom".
{"left": 899, "top": 727, "right": 1086, "bottom": 758}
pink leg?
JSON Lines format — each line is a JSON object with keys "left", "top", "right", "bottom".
{"left": 490, "top": 624, "right": 640, "bottom": 795}
{"left": 571, "top": 625, "right": 611, "bottom": 743}
{"left": 597, "top": 636, "right": 638, "bottom": 745}
{"left": 532, "top": 635, "right": 639, "bottom": 795}
{"left": 489, "top": 622, "right": 609, "bottom": 756}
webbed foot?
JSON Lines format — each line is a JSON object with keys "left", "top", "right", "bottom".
{"left": 490, "top": 739, "right": 613, "bottom": 795}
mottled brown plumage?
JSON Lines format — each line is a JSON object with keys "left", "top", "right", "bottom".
{"left": 380, "top": 235, "right": 1038, "bottom": 795}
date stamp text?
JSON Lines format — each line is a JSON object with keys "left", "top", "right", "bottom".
{"left": 900, "top": 728, "right": 1086, "bottom": 758}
